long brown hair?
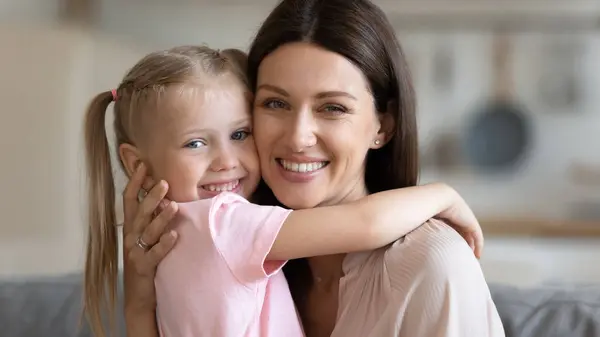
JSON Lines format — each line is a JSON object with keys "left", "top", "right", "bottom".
{"left": 82, "top": 45, "right": 249, "bottom": 337}
{"left": 247, "top": 0, "right": 419, "bottom": 322}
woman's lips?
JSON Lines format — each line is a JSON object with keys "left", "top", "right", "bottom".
{"left": 276, "top": 158, "right": 329, "bottom": 183}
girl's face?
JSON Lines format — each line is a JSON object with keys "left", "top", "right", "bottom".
{"left": 253, "top": 42, "right": 390, "bottom": 209}
{"left": 121, "top": 75, "right": 260, "bottom": 202}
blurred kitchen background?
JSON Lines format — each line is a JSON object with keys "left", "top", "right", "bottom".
{"left": 1, "top": 0, "right": 599, "bottom": 286}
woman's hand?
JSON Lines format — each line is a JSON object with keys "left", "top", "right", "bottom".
{"left": 436, "top": 188, "right": 484, "bottom": 259}
{"left": 122, "top": 163, "right": 178, "bottom": 316}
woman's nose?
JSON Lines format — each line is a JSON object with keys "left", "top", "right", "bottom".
{"left": 209, "top": 143, "right": 239, "bottom": 172}
{"left": 286, "top": 108, "right": 317, "bottom": 152}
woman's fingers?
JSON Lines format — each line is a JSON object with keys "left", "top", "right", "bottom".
{"left": 138, "top": 201, "right": 178, "bottom": 250}
{"left": 139, "top": 176, "right": 171, "bottom": 218}
{"left": 131, "top": 180, "right": 170, "bottom": 237}
{"left": 146, "top": 231, "right": 178, "bottom": 267}
{"left": 141, "top": 176, "right": 157, "bottom": 195}
{"left": 125, "top": 230, "right": 178, "bottom": 276}
{"left": 123, "top": 200, "right": 178, "bottom": 275}
{"left": 122, "top": 163, "right": 148, "bottom": 234}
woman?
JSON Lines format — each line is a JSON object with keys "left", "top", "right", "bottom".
{"left": 122, "top": 0, "right": 504, "bottom": 336}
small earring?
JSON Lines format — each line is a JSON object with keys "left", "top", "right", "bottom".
{"left": 374, "top": 139, "right": 381, "bottom": 145}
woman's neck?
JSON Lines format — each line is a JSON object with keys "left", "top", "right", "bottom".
{"left": 307, "top": 253, "right": 346, "bottom": 290}
{"left": 322, "top": 177, "right": 369, "bottom": 207}
{"left": 308, "top": 178, "right": 370, "bottom": 288}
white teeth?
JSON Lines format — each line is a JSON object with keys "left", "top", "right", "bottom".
{"left": 203, "top": 180, "right": 239, "bottom": 192}
{"left": 280, "top": 160, "right": 326, "bottom": 173}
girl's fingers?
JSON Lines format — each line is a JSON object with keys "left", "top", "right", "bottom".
{"left": 475, "top": 230, "right": 484, "bottom": 259}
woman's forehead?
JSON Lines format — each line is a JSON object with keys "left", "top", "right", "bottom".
{"left": 257, "top": 42, "right": 370, "bottom": 97}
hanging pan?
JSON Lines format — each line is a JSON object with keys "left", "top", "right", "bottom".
{"left": 464, "top": 31, "right": 532, "bottom": 173}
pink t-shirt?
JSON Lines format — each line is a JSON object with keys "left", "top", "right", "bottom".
{"left": 154, "top": 192, "right": 305, "bottom": 337}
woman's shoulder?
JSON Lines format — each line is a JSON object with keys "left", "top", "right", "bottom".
{"left": 383, "top": 218, "right": 484, "bottom": 288}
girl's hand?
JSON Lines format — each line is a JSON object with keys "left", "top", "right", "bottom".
{"left": 436, "top": 189, "right": 484, "bottom": 259}
{"left": 122, "top": 163, "right": 178, "bottom": 314}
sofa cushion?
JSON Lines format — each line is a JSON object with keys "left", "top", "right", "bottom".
{"left": 490, "top": 283, "right": 600, "bottom": 337}
{"left": 0, "top": 274, "right": 124, "bottom": 337}
{"left": 2, "top": 274, "right": 600, "bottom": 337}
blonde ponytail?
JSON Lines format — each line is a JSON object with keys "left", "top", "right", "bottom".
{"left": 83, "top": 91, "right": 119, "bottom": 337}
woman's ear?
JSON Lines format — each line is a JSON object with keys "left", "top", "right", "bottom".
{"left": 118, "top": 143, "right": 144, "bottom": 178}
{"left": 371, "top": 100, "right": 396, "bottom": 149}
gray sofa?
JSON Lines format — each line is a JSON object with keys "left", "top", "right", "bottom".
{"left": 1, "top": 274, "right": 599, "bottom": 337}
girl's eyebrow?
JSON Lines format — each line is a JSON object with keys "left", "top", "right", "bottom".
{"left": 229, "top": 117, "right": 251, "bottom": 128}
{"left": 180, "top": 117, "right": 251, "bottom": 137}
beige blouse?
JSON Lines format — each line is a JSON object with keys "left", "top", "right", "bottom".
{"left": 330, "top": 219, "right": 505, "bottom": 337}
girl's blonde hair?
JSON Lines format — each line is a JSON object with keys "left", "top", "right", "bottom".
{"left": 83, "top": 45, "right": 249, "bottom": 337}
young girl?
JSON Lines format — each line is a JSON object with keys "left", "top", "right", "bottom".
{"left": 83, "top": 45, "right": 482, "bottom": 337}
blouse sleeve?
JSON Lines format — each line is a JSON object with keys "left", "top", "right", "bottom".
{"left": 208, "top": 192, "right": 293, "bottom": 284}
{"left": 386, "top": 219, "right": 506, "bottom": 337}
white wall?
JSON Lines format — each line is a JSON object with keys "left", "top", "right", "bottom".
{"left": 0, "top": 0, "right": 60, "bottom": 23}
{"left": 0, "top": 1, "right": 598, "bottom": 285}
{"left": 0, "top": 22, "right": 147, "bottom": 277}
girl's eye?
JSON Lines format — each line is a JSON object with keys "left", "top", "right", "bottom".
{"left": 231, "top": 130, "right": 250, "bottom": 141}
{"left": 184, "top": 140, "right": 206, "bottom": 148}
{"left": 263, "top": 99, "right": 287, "bottom": 110}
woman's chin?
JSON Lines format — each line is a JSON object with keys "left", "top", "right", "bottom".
{"left": 274, "top": 190, "right": 323, "bottom": 210}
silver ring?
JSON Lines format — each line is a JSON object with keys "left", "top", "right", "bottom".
{"left": 137, "top": 189, "right": 148, "bottom": 202}
{"left": 136, "top": 236, "right": 151, "bottom": 251}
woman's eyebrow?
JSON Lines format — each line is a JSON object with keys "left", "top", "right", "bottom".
{"left": 315, "top": 91, "right": 357, "bottom": 100}
{"left": 256, "top": 84, "right": 289, "bottom": 97}
{"left": 257, "top": 84, "right": 357, "bottom": 100}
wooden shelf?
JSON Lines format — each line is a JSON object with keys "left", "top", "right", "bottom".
{"left": 481, "top": 218, "right": 600, "bottom": 237}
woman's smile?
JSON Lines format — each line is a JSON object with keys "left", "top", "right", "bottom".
{"left": 276, "top": 157, "right": 330, "bottom": 183}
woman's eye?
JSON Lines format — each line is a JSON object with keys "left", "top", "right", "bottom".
{"left": 184, "top": 140, "right": 206, "bottom": 148}
{"left": 322, "top": 104, "right": 347, "bottom": 114}
{"left": 231, "top": 130, "right": 250, "bottom": 141}
{"left": 263, "top": 99, "right": 287, "bottom": 110}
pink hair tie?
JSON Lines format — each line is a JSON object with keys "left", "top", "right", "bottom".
{"left": 111, "top": 89, "right": 118, "bottom": 101}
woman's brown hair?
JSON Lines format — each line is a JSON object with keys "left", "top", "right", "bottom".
{"left": 83, "top": 45, "right": 248, "bottom": 337}
{"left": 247, "top": 0, "right": 419, "bottom": 322}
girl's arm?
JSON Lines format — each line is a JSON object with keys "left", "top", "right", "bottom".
{"left": 268, "top": 182, "right": 481, "bottom": 260}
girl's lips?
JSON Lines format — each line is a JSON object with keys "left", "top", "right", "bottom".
{"left": 201, "top": 179, "right": 240, "bottom": 192}
{"left": 199, "top": 179, "right": 243, "bottom": 197}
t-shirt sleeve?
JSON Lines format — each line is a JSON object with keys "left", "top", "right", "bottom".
{"left": 386, "top": 219, "right": 506, "bottom": 337}
{"left": 208, "top": 192, "right": 293, "bottom": 284}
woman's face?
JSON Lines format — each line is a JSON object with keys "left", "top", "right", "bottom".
{"left": 253, "top": 42, "right": 389, "bottom": 209}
